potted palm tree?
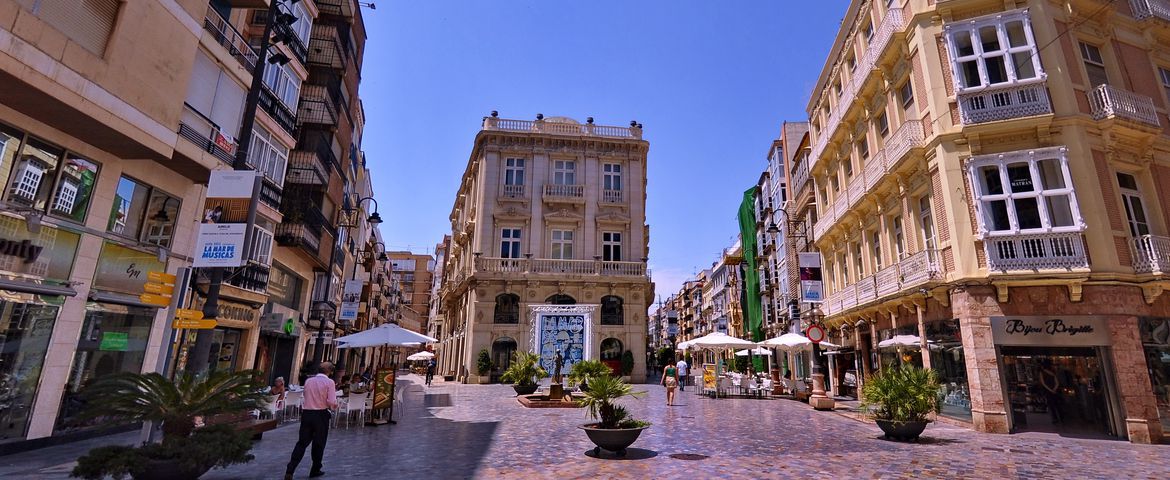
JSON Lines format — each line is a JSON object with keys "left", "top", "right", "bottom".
{"left": 859, "top": 365, "right": 942, "bottom": 441}
{"left": 500, "top": 351, "right": 547, "bottom": 396}
{"left": 577, "top": 374, "right": 650, "bottom": 457}
{"left": 568, "top": 359, "right": 612, "bottom": 392}
{"left": 71, "top": 370, "right": 268, "bottom": 480}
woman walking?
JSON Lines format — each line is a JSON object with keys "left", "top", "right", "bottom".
{"left": 661, "top": 362, "right": 679, "bottom": 406}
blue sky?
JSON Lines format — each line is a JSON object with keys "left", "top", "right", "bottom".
{"left": 361, "top": 1, "right": 844, "bottom": 300}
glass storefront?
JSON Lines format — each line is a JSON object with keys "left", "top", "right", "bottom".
{"left": 1002, "top": 346, "right": 1113, "bottom": 436}
{"left": 878, "top": 319, "right": 971, "bottom": 421}
{"left": 55, "top": 302, "right": 155, "bottom": 433}
{"left": 0, "top": 293, "right": 60, "bottom": 443}
{"left": 1140, "top": 317, "right": 1170, "bottom": 433}
{"left": 181, "top": 328, "right": 243, "bottom": 374}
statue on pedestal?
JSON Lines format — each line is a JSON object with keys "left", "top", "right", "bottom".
{"left": 553, "top": 350, "right": 565, "bottom": 384}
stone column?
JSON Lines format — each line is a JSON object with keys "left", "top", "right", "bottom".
{"left": 1108, "top": 316, "right": 1164, "bottom": 444}
{"left": 959, "top": 313, "right": 1008, "bottom": 434}
{"left": 917, "top": 303, "right": 931, "bottom": 370}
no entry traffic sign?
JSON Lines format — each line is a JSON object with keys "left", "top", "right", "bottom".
{"left": 806, "top": 324, "right": 826, "bottom": 344}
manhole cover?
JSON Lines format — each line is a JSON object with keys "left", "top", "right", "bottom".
{"left": 423, "top": 393, "right": 452, "bottom": 407}
{"left": 669, "top": 453, "right": 709, "bottom": 461}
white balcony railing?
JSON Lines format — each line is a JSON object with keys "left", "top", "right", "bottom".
{"left": 958, "top": 81, "right": 1053, "bottom": 124}
{"left": 822, "top": 249, "right": 940, "bottom": 317}
{"left": 1087, "top": 84, "right": 1161, "bottom": 128}
{"left": 543, "top": 184, "right": 584, "bottom": 198}
{"left": 1131, "top": 0, "right": 1170, "bottom": 21}
{"left": 501, "top": 184, "right": 526, "bottom": 199}
{"left": 482, "top": 117, "right": 642, "bottom": 139}
{"left": 601, "top": 189, "right": 624, "bottom": 203}
{"left": 884, "top": 119, "right": 925, "bottom": 168}
{"left": 1132, "top": 234, "right": 1170, "bottom": 274}
{"left": 899, "top": 249, "right": 940, "bottom": 287}
{"left": 984, "top": 232, "right": 1088, "bottom": 272}
{"left": 847, "top": 176, "right": 866, "bottom": 207}
{"left": 474, "top": 257, "right": 648, "bottom": 277}
{"left": 875, "top": 263, "right": 900, "bottom": 297}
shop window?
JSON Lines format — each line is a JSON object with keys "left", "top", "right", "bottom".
{"left": 601, "top": 295, "right": 624, "bottom": 325}
{"left": 494, "top": 293, "right": 520, "bottom": 324}
{"left": 600, "top": 338, "right": 623, "bottom": 374}
{"left": 925, "top": 318, "right": 971, "bottom": 421}
{"left": 0, "top": 296, "right": 59, "bottom": 442}
{"left": 945, "top": 10, "right": 1043, "bottom": 92}
{"left": 0, "top": 125, "right": 100, "bottom": 224}
{"left": 967, "top": 147, "right": 1081, "bottom": 236}
{"left": 106, "top": 176, "right": 181, "bottom": 247}
{"left": 55, "top": 303, "right": 155, "bottom": 433}
{"left": 1139, "top": 317, "right": 1170, "bottom": 433}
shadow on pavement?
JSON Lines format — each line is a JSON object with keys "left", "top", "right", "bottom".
{"left": 583, "top": 448, "right": 658, "bottom": 460}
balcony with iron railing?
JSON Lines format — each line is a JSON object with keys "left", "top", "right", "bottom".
{"left": 224, "top": 264, "right": 271, "bottom": 293}
{"left": 984, "top": 232, "right": 1089, "bottom": 272}
{"left": 275, "top": 205, "right": 328, "bottom": 252}
{"left": 316, "top": 0, "right": 355, "bottom": 18}
{"left": 308, "top": 23, "right": 348, "bottom": 71}
{"left": 1132, "top": 234, "right": 1170, "bottom": 274}
{"left": 203, "top": 5, "right": 258, "bottom": 72}
{"left": 297, "top": 85, "right": 339, "bottom": 128}
{"left": 258, "top": 177, "right": 283, "bottom": 211}
{"left": 474, "top": 257, "right": 650, "bottom": 278}
{"left": 957, "top": 81, "right": 1053, "bottom": 124}
{"left": 1087, "top": 84, "right": 1162, "bottom": 129}
{"left": 1131, "top": 0, "right": 1170, "bottom": 22}
{"left": 259, "top": 87, "right": 298, "bottom": 136}
{"left": 822, "top": 249, "right": 940, "bottom": 317}
{"left": 809, "top": 7, "right": 905, "bottom": 169}
{"left": 287, "top": 150, "right": 329, "bottom": 185}
{"left": 177, "top": 103, "right": 236, "bottom": 165}
{"left": 482, "top": 117, "right": 643, "bottom": 139}
{"left": 543, "top": 184, "right": 585, "bottom": 202}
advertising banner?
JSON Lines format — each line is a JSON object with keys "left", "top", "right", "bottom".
{"left": 798, "top": 252, "right": 824, "bottom": 303}
{"left": 92, "top": 241, "right": 166, "bottom": 294}
{"left": 339, "top": 279, "right": 363, "bottom": 322}
{"left": 703, "top": 364, "right": 717, "bottom": 390}
{"left": 194, "top": 170, "right": 258, "bottom": 268}
{"left": 372, "top": 368, "right": 396, "bottom": 410}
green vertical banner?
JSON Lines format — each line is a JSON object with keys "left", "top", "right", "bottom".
{"left": 737, "top": 187, "right": 764, "bottom": 343}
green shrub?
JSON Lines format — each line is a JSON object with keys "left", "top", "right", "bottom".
{"left": 476, "top": 349, "right": 493, "bottom": 375}
{"left": 620, "top": 350, "right": 635, "bottom": 376}
{"left": 500, "top": 351, "right": 547, "bottom": 386}
{"left": 568, "top": 359, "right": 612, "bottom": 385}
{"left": 72, "top": 425, "right": 254, "bottom": 480}
{"left": 860, "top": 366, "right": 942, "bottom": 424}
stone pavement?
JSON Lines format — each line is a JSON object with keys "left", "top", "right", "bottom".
{"left": 2, "top": 374, "right": 1168, "bottom": 479}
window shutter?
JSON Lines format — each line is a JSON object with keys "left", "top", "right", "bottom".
{"left": 210, "top": 72, "right": 246, "bottom": 140}
{"left": 31, "top": 0, "right": 120, "bottom": 56}
{"left": 185, "top": 52, "right": 220, "bottom": 117}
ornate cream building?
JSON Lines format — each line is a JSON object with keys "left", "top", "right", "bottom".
{"left": 807, "top": 0, "right": 1170, "bottom": 443}
{"left": 435, "top": 114, "right": 652, "bottom": 383}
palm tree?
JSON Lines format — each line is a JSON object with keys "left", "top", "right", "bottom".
{"left": 576, "top": 374, "right": 644, "bottom": 429}
{"left": 79, "top": 370, "right": 269, "bottom": 441}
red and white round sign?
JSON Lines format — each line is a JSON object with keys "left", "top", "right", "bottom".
{"left": 805, "top": 324, "right": 826, "bottom": 344}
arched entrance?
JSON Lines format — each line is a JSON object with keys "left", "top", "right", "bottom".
{"left": 600, "top": 338, "right": 623, "bottom": 375}
{"left": 491, "top": 337, "right": 517, "bottom": 378}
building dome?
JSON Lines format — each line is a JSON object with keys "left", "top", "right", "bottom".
{"left": 543, "top": 116, "right": 579, "bottom": 124}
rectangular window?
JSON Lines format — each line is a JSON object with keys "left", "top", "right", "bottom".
{"left": 107, "top": 176, "right": 180, "bottom": 247}
{"left": 968, "top": 146, "right": 1080, "bottom": 235}
{"left": 853, "top": 242, "right": 865, "bottom": 279}
{"left": 21, "top": 0, "right": 119, "bottom": 56}
{"left": 603, "top": 163, "right": 622, "bottom": 191}
{"left": 551, "top": 229, "right": 574, "bottom": 259}
{"left": 1118, "top": 172, "right": 1150, "bottom": 238}
{"left": 899, "top": 81, "right": 914, "bottom": 109}
{"left": 864, "top": 21, "right": 874, "bottom": 42}
{"left": 248, "top": 127, "right": 288, "bottom": 187}
{"left": 871, "top": 231, "right": 883, "bottom": 268}
{"left": 500, "top": 228, "right": 522, "bottom": 258}
{"left": 1160, "top": 68, "right": 1170, "bottom": 107}
{"left": 834, "top": 82, "right": 842, "bottom": 99}
{"left": 504, "top": 158, "right": 525, "bottom": 186}
{"left": 2, "top": 129, "right": 101, "bottom": 225}
{"left": 877, "top": 112, "right": 890, "bottom": 137}
{"left": 1079, "top": 42, "right": 1109, "bottom": 88}
{"left": 843, "top": 158, "right": 854, "bottom": 179}
{"left": 262, "top": 59, "right": 301, "bottom": 110}
{"left": 857, "top": 138, "right": 870, "bottom": 163}
{"left": 603, "top": 231, "right": 622, "bottom": 262}
{"left": 945, "top": 10, "right": 1042, "bottom": 92}
{"left": 919, "top": 195, "right": 936, "bottom": 250}
{"left": 553, "top": 160, "right": 576, "bottom": 185}
{"left": 893, "top": 216, "right": 906, "bottom": 259}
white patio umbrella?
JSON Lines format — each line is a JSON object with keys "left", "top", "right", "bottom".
{"left": 735, "top": 347, "right": 773, "bottom": 356}
{"left": 685, "top": 332, "right": 759, "bottom": 350}
{"left": 336, "top": 323, "right": 438, "bottom": 349}
{"left": 406, "top": 351, "right": 435, "bottom": 361}
{"left": 763, "top": 333, "right": 840, "bottom": 352}
{"left": 877, "top": 335, "right": 926, "bottom": 349}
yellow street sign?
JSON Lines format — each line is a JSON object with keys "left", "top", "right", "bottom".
{"left": 173, "top": 319, "right": 218, "bottom": 329}
{"left": 175, "top": 308, "right": 204, "bottom": 320}
{"left": 147, "top": 271, "right": 177, "bottom": 284}
{"left": 139, "top": 293, "right": 172, "bottom": 307}
{"left": 144, "top": 282, "right": 175, "bottom": 296}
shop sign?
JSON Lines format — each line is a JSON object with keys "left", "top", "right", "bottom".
{"left": 93, "top": 242, "right": 166, "bottom": 295}
{"left": 100, "top": 332, "right": 129, "bottom": 351}
{"left": 261, "top": 312, "right": 300, "bottom": 336}
{"left": 339, "top": 279, "right": 363, "bottom": 322}
{"left": 798, "top": 253, "right": 823, "bottom": 303}
{"left": 307, "top": 330, "right": 334, "bottom": 344}
{"left": 195, "top": 298, "right": 259, "bottom": 325}
{"left": 0, "top": 216, "right": 80, "bottom": 282}
{"left": 991, "top": 316, "right": 1111, "bottom": 347}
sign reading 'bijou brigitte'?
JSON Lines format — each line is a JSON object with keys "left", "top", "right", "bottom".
{"left": 991, "top": 316, "right": 1111, "bottom": 347}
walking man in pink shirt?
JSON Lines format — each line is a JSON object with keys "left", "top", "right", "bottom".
{"left": 285, "top": 362, "right": 338, "bottom": 479}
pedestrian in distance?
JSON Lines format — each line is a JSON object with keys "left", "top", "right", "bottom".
{"left": 676, "top": 356, "right": 689, "bottom": 392}
{"left": 286, "top": 362, "right": 338, "bottom": 479}
{"left": 426, "top": 358, "right": 437, "bottom": 386}
{"left": 661, "top": 362, "right": 679, "bottom": 406}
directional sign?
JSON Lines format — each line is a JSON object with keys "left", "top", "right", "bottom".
{"left": 147, "top": 271, "right": 177, "bottom": 284}
{"left": 139, "top": 293, "right": 172, "bottom": 307}
{"left": 173, "top": 319, "right": 218, "bottom": 329}
{"left": 175, "top": 309, "right": 204, "bottom": 321}
{"left": 144, "top": 282, "right": 175, "bottom": 296}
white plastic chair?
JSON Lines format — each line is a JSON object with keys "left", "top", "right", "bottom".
{"left": 283, "top": 391, "right": 303, "bottom": 422}
{"left": 738, "top": 375, "right": 752, "bottom": 396}
{"left": 340, "top": 392, "right": 368, "bottom": 428}
{"left": 260, "top": 394, "right": 279, "bottom": 419}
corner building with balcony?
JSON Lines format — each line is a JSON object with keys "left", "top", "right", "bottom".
{"left": 807, "top": 0, "right": 1170, "bottom": 443}
{"left": 436, "top": 115, "right": 652, "bottom": 383}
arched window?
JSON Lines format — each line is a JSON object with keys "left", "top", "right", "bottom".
{"left": 494, "top": 293, "right": 520, "bottom": 324}
{"left": 601, "top": 295, "right": 623, "bottom": 325}
{"left": 492, "top": 337, "right": 517, "bottom": 371}
{"left": 545, "top": 294, "right": 576, "bottom": 305}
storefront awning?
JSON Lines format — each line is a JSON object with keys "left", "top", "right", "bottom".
{"left": 0, "top": 277, "right": 77, "bottom": 297}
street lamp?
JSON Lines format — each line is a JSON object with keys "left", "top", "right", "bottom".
{"left": 312, "top": 194, "right": 385, "bottom": 364}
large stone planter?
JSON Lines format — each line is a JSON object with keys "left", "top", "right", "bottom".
{"left": 875, "top": 419, "right": 928, "bottom": 441}
{"left": 512, "top": 384, "right": 538, "bottom": 396}
{"left": 580, "top": 424, "right": 648, "bottom": 457}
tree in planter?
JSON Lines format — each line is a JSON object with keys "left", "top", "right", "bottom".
{"left": 476, "top": 349, "right": 493, "bottom": 377}
{"left": 620, "top": 350, "right": 635, "bottom": 377}
{"left": 70, "top": 370, "right": 268, "bottom": 480}
{"left": 500, "top": 351, "right": 548, "bottom": 387}
{"left": 859, "top": 366, "right": 942, "bottom": 440}
{"left": 577, "top": 374, "right": 648, "bottom": 429}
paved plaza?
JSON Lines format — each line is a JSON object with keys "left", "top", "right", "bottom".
{"left": 1, "top": 374, "right": 1168, "bottom": 479}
